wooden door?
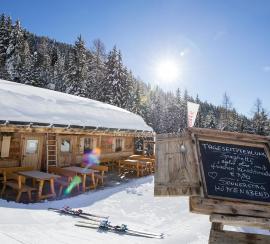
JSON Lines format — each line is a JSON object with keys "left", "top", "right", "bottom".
{"left": 21, "top": 135, "right": 43, "bottom": 170}
{"left": 154, "top": 134, "right": 201, "bottom": 196}
{"left": 58, "top": 136, "right": 74, "bottom": 167}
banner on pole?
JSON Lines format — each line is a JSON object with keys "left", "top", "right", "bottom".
{"left": 187, "top": 102, "right": 200, "bottom": 127}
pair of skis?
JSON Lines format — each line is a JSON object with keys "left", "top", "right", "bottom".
{"left": 76, "top": 219, "right": 164, "bottom": 239}
{"left": 48, "top": 206, "right": 108, "bottom": 222}
{"left": 48, "top": 207, "right": 164, "bottom": 239}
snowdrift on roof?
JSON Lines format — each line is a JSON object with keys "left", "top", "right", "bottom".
{"left": 0, "top": 79, "right": 152, "bottom": 131}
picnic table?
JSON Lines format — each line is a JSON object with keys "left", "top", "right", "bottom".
{"left": 17, "top": 171, "right": 60, "bottom": 201}
{"left": 63, "top": 166, "right": 97, "bottom": 192}
{"left": 118, "top": 159, "right": 151, "bottom": 177}
{"left": 136, "top": 157, "right": 155, "bottom": 172}
{"left": 128, "top": 155, "right": 144, "bottom": 159}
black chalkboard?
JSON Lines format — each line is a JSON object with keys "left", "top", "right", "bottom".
{"left": 199, "top": 140, "right": 270, "bottom": 203}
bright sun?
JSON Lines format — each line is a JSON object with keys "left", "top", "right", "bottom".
{"left": 156, "top": 59, "right": 180, "bottom": 82}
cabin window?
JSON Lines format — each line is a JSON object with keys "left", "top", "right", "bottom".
{"left": 26, "top": 139, "right": 38, "bottom": 154}
{"left": 84, "top": 138, "right": 94, "bottom": 150}
{"left": 101, "top": 137, "right": 113, "bottom": 153}
{"left": 80, "top": 137, "right": 98, "bottom": 153}
{"left": 115, "top": 138, "right": 124, "bottom": 152}
{"left": 61, "top": 139, "right": 71, "bottom": 152}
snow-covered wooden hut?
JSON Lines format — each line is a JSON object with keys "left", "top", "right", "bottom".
{"left": 0, "top": 79, "right": 153, "bottom": 170}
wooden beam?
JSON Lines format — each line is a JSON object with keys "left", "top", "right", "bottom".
{"left": 186, "top": 127, "right": 270, "bottom": 143}
{"left": 209, "top": 229, "right": 270, "bottom": 244}
{"left": 0, "top": 125, "right": 153, "bottom": 137}
{"left": 210, "top": 214, "right": 270, "bottom": 230}
{"left": 190, "top": 197, "right": 270, "bottom": 218}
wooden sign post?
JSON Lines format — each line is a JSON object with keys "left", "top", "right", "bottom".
{"left": 155, "top": 128, "right": 270, "bottom": 243}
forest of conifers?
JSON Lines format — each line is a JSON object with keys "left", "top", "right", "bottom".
{"left": 0, "top": 14, "right": 269, "bottom": 135}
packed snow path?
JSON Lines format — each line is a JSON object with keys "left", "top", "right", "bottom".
{"left": 0, "top": 176, "right": 211, "bottom": 244}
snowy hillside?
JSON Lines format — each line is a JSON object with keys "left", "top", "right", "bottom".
{"left": 0, "top": 176, "right": 211, "bottom": 244}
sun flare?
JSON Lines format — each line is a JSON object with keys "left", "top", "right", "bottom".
{"left": 155, "top": 59, "right": 180, "bottom": 82}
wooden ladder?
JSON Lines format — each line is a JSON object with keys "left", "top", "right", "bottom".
{"left": 46, "top": 133, "right": 57, "bottom": 172}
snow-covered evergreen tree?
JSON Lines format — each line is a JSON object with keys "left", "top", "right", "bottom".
{"left": 53, "top": 48, "right": 67, "bottom": 92}
{"left": 0, "top": 14, "right": 12, "bottom": 79}
{"left": 101, "top": 46, "right": 117, "bottom": 103}
{"left": 127, "top": 74, "right": 142, "bottom": 114}
{"left": 5, "top": 20, "right": 25, "bottom": 82}
{"left": 164, "top": 92, "right": 179, "bottom": 133}
{"left": 251, "top": 99, "right": 269, "bottom": 135}
{"left": 65, "top": 35, "right": 89, "bottom": 96}
{"left": 88, "top": 39, "right": 106, "bottom": 100}
{"left": 103, "top": 46, "right": 131, "bottom": 107}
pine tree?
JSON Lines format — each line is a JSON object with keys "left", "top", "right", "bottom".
{"left": 19, "top": 40, "right": 34, "bottom": 84}
{"left": 252, "top": 99, "right": 269, "bottom": 135}
{"left": 5, "top": 20, "right": 25, "bottom": 82}
{"left": 53, "top": 48, "right": 67, "bottom": 92}
{"left": 88, "top": 39, "right": 106, "bottom": 100}
{"left": 129, "top": 77, "right": 142, "bottom": 114}
{"left": 220, "top": 92, "right": 232, "bottom": 130}
{"left": 65, "top": 35, "right": 89, "bottom": 96}
{"left": 0, "top": 14, "right": 12, "bottom": 79}
{"left": 204, "top": 110, "right": 218, "bottom": 128}
{"left": 102, "top": 46, "right": 119, "bottom": 104}
{"left": 107, "top": 49, "right": 132, "bottom": 108}
{"left": 35, "top": 37, "right": 52, "bottom": 88}
{"left": 164, "top": 92, "right": 179, "bottom": 133}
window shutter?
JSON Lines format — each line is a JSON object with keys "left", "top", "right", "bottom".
{"left": 1, "top": 136, "right": 11, "bottom": 158}
{"left": 122, "top": 138, "right": 125, "bottom": 150}
{"left": 112, "top": 138, "right": 116, "bottom": 152}
{"left": 93, "top": 138, "right": 97, "bottom": 149}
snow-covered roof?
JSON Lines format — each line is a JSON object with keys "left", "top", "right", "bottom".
{"left": 0, "top": 79, "right": 152, "bottom": 132}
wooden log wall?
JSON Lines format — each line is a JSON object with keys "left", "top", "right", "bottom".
{"left": 0, "top": 133, "right": 21, "bottom": 167}
{"left": 0, "top": 128, "right": 141, "bottom": 169}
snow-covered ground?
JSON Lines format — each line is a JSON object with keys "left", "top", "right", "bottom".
{"left": 0, "top": 176, "right": 212, "bottom": 244}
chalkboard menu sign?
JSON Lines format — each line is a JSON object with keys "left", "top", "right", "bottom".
{"left": 199, "top": 140, "right": 270, "bottom": 203}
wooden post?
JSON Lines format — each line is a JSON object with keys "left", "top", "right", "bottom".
{"left": 37, "top": 180, "right": 44, "bottom": 201}
{"left": 209, "top": 214, "right": 270, "bottom": 244}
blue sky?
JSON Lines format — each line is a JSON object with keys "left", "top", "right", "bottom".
{"left": 1, "top": 0, "right": 270, "bottom": 117}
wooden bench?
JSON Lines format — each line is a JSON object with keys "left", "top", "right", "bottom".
{"left": 88, "top": 165, "right": 108, "bottom": 186}
{"left": 1, "top": 167, "right": 36, "bottom": 202}
{"left": 100, "top": 158, "right": 116, "bottom": 170}
{"left": 48, "top": 166, "right": 80, "bottom": 196}
{"left": 2, "top": 180, "right": 36, "bottom": 202}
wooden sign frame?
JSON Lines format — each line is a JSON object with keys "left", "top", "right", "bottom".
{"left": 195, "top": 135, "right": 270, "bottom": 205}
{"left": 155, "top": 127, "right": 270, "bottom": 219}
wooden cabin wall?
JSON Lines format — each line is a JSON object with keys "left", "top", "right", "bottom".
{"left": 100, "top": 136, "right": 134, "bottom": 161}
{"left": 56, "top": 134, "right": 135, "bottom": 167}
{"left": 0, "top": 133, "right": 21, "bottom": 168}
{"left": 0, "top": 129, "right": 143, "bottom": 170}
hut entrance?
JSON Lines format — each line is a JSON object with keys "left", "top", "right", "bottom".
{"left": 21, "top": 135, "right": 43, "bottom": 170}
{"left": 58, "top": 136, "right": 74, "bottom": 167}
